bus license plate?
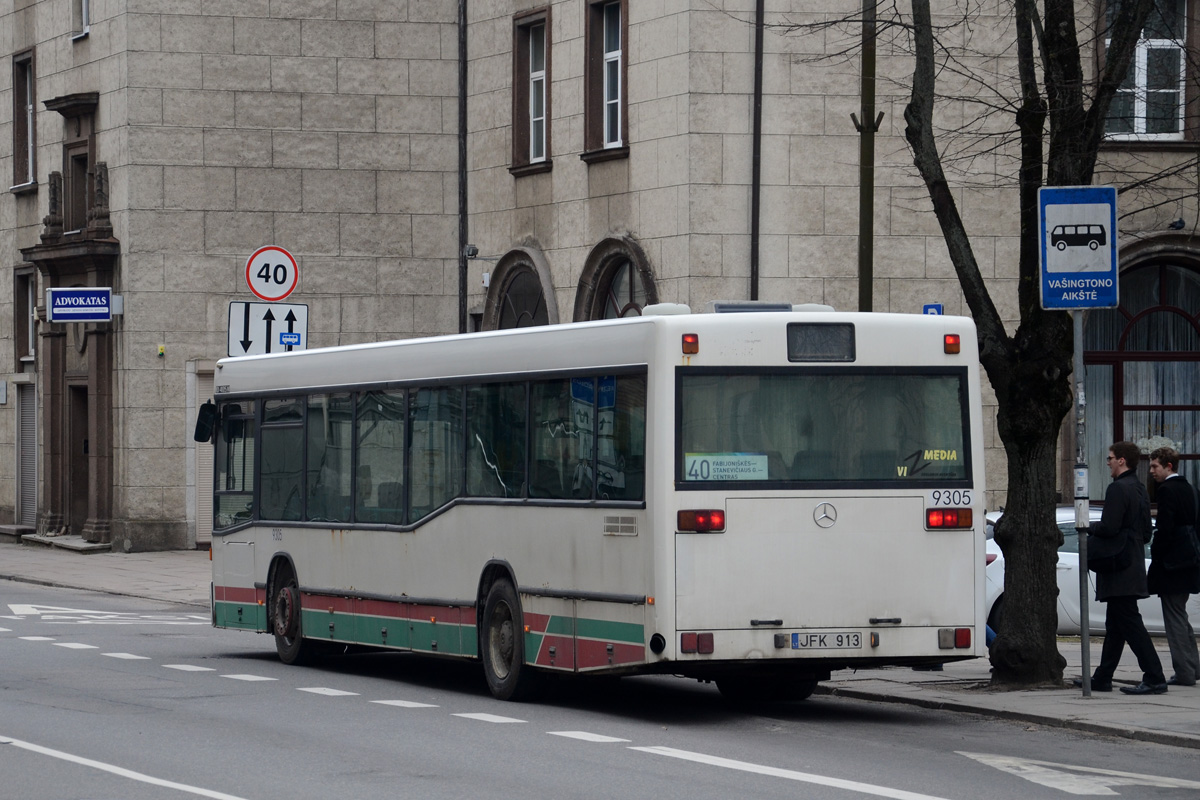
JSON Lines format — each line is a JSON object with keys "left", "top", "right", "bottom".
{"left": 792, "top": 632, "right": 861, "bottom": 650}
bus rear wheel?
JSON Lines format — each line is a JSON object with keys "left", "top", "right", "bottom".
{"left": 481, "top": 579, "right": 539, "bottom": 701}
{"left": 717, "top": 675, "right": 818, "bottom": 704}
{"left": 272, "top": 569, "right": 312, "bottom": 665}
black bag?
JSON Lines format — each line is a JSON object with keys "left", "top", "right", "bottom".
{"left": 1161, "top": 524, "right": 1200, "bottom": 571}
{"left": 1087, "top": 531, "right": 1136, "bottom": 574}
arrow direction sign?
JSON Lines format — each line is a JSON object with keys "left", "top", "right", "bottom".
{"left": 958, "top": 752, "right": 1200, "bottom": 796}
{"left": 227, "top": 302, "right": 308, "bottom": 357}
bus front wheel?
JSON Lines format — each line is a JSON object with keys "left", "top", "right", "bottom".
{"left": 272, "top": 570, "right": 311, "bottom": 665}
{"left": 481, "top": 579, "right": 539, "bottom": 701}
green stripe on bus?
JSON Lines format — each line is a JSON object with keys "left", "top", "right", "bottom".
{"left": 575, "top": 618, "right": 644, "bottom": 644}
{"left": 213, "top": 601, "right": 268, "bottom": 631}
{"left": 545, "top": 615, "right": 575, "bottom": 636}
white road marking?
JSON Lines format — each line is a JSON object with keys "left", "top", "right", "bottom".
{"left": 18, "top": 636, "right": 54, "bottom": 641}
{"left": 632, "top": 746, "right": 954, "bottom": 800}
{"left": 549, "top": 731, "right": 631, "bottom": 743}
{"left": 7, "top": 604, "right": 207, "bottom": 625}
{"left": 297, "top": 687, "right": 359, "bottom": 696}
{"left": 958, "top": 752, "right": 1200, "bottom": 795}
{"left": 453, "top": 713, "right": 526, "bottom": 723}
{"left": 53, "top": 642, "right": 99, "bottom": 650}
{"left": 0, "top": 733, "right": 251, "bottom": 800}
{"left": 163, "top": 665, "right": 215, "bottom": 672}
{"left": 371, "top": 700, "right": 439, "bottom": 708}
{"left": 0, "top": 626, "right": 10, "bottom": 631}
{"left": 220, "top": 674, "right": 277, "bottom": 682}
{"left": 103, "top": 653, "right": 150, "bottom": 660}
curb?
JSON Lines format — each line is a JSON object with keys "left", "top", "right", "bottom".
{"left": 0, "top": 572, "right": 209, "bottom": 610}
{"left": 816, "top": 685, "right": 1200, "bottom": 751}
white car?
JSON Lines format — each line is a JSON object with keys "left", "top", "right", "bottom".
{"left": 985, "top": 506, "right": 1200, "bottom": 635}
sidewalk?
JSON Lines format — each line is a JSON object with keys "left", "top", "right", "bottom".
{"left": 2, "top": 539, "right": 1198, "bottom": 749}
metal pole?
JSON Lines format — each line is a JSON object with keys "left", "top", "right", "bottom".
{"left": 1073, "top": 309, "right": 1091, "bottom": 696}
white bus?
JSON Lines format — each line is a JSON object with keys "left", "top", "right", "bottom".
{"left": 199, "top": 306, "right": 986, "bottom": 702}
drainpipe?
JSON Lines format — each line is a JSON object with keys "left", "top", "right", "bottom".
{"left": 749, "top": 0, "right": 765, "bottom": 301}
{"left": 458, "top": 0, "right": 469, "bottom": 332}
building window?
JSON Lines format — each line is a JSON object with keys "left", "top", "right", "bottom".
{"left": 574, "top": 236, "right": 657, "bottom": 321}
{"left": 1083, "top": 261, "right": 1200, "bottom": 498}
{"left": 12, "top": 51, "right": 36, "bottom": 190}
{"left": 14, "top": 268, "right": 38, "bottom": 368}
{"left": 511, "top": 10, "right": 552, "bottom": 176}
{"left": 498, "top": 269, "right": 550, "bottom": 328}
{"left": 1104, "top": 0, "right": 1188, "bottom": 139}
{"left": 583, "top": 0, "right": 628, "bottom": 161}
{"left": 73, "top": 0, "right": 91, "bottom": 38}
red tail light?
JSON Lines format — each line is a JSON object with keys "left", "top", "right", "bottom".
{"left": 926, "top": 508, "right": 973, "bottom": 529}
{"left": 678, "top": 509, "right": 726, "bottom": 532}
{"left": 944, "top": 334, "right": 961, "bottom": 354}
{"left": 682, "top": 333, "right": 699, "bottom": 354}
{"left": 681, "top": 632, "right": 698, "bottom": 653}
{"left": 954, "top": 628, "right": 971, "bottom": 648}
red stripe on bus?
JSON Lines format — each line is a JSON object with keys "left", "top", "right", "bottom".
{"left": 534, "top": 635, "right": 575, "bottom": 669}
{"left": 355, "top": 598, "right": 409, "bottom": 619}
{"left": 576, "top": 639, "right": 645, "bottom": 670}
{"left": 523, "top": 612, "right": 550, "bottom": 634}
{"left": 215, "top": 586, "right": 257, "bottom": 603}
{"left": 302, "top": 593, "right": 354, "bottom": 614}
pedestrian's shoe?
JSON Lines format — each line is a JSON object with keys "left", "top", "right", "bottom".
{"left": 1072, "top": 677, "right": 1111, "bottom": 692}
{"left": 1119, "top": 682, "right": 1168, "bottom": 695}
{"left": 1166, "top": 676, "right": 1197, "bottom": 687}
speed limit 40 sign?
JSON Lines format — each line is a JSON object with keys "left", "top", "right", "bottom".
{"left": 246, "top": 245, "right": 299, "bottom": 301}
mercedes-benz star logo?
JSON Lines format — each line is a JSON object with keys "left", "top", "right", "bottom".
{"left": 814, "top": 502, "right": 838, "bottom": 528}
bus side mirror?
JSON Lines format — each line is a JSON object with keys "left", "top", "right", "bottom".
{"left": 194, "top": 401, "right": 217, "bottom": 443}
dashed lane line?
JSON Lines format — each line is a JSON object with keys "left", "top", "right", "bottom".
{"left": 103, "top": 653, "right": 151, "bottom": 660}
{"left": 297, "top": 687, "right": 359, "bottom": 696}
{"left": 53, "top": 643, "right": 99, "bottom": 650}
{"left": 371, "top": 700, "right": 439, "bottom": 708}
{"left": 220, "top": 674, "right": 277, "bottom": 682}
{"left": 0, "top": 733, "right": 251, "bottom": 800}
{"left": 549, "top": 731, "right": 631, "bottom": 743}
{"left": 18, "top": 636, "right": 54, "bottom": 641}
{"left": 163, "top": 665, "right": 215, "bottom": 672}
{"left": 453, "top": 713, "right": 526, "bottom": 723}
{"left": 631, "top": 746, "right": 956, "bottom": 800}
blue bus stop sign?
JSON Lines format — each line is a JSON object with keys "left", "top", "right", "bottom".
{"left": 1039, "top": 186, "right": 1119, "bottom": 309}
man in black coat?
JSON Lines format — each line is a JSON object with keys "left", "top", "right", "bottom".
{"left": 1148, "top": 446, "right": 1200, "bottom": 687}
{"left": 1082, "top": 441, "right": 1166, "bottom": 695}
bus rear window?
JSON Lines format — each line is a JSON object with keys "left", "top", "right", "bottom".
{"left": 678, "top": 370, "right": 969, "bottom": 484}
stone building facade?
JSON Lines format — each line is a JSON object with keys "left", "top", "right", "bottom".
{"left": 2, "top": 0, "right": 1197, "bottom": 549}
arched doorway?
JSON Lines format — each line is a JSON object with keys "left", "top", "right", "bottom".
{"left": 1084, "top": 260, "right": 1200, "bottom": 498}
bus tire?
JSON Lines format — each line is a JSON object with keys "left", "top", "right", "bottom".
{"left": 271, "top": 569, "right": 312, "bottom": 666}
{"left": 717, "top": 675, "right": 817, "bottom": 704}
{"left": 481, "top": 579, "right": 539, "bottom": 701}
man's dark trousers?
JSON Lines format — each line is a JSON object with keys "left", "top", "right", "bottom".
{"left": 1094, "top": 596, "right": 1166, "bottom": 686}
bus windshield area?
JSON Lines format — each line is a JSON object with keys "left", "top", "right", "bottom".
{"left": 679, "top": 370, "right": 969, "bottom": 484}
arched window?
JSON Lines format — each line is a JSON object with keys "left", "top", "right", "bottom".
{"left": 498, "top": 268, "right": 549, "bottom": 328}
{"left": 482, "top": 246, "right": 559, "bottom": 331}
{"left": 574, "top": 235, "right": 657, "bottom": 321}
{"left": 1084, "top": 262, "right": 1200, "bottom": 498}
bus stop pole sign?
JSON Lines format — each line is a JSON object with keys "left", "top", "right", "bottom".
{"left": 1038, "top": 186, "right": 1119, "bottom": 310}
{"left": 1038, "top": 185, "right": 1119, "bottom": 698}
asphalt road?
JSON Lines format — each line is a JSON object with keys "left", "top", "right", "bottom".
{"left": 3, "top": 581, "right": 1200, "bottom": 800}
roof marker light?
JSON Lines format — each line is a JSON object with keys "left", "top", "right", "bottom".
{"left": 682, "top": 333, "right": 699, "bottom": 355}
{"left": 944, "top": 334, "right": 961, "bottom": 354}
